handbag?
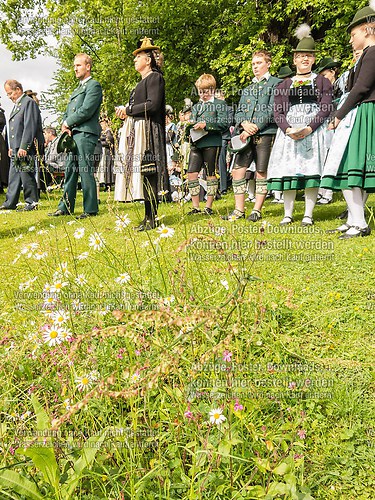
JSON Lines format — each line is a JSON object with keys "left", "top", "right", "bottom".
{"left": 140, "top": 103, "right": 157, "bottom": 176}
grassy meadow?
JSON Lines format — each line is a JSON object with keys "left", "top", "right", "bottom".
{"left": 0, "top": 187, "right": 374, "bottom": 499}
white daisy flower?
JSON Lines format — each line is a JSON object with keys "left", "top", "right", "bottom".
{"left": 51, "top": 279, "right": 69, "bottom": 293}
{"left": 67, "top": 220, "right": 76, "bottom": 226}
{"left": 114, "top": 273, "right": 131, "bottom": 285}
{"left": 89, "top": 370, "right": 100, "bottom": 382}
{"left": 28, "top": 332, "right": 39, "bottom": 343}
{"left": 163, "top": 295, "right": 175, "bottom": 306}
{"left": 37, "top": 229, "right": 48, "bottom": 235}
{"left": 28, "top": 226, "right": 36, "bottom": 232}
{"left": 18, "top": 276, "right": 38, "bottom": 291}
{"left": 20, "top": 410, "right": 32, "bottom": 420}
{"left": 75, "top": 374, "right": 93, "bottom": 392}
{"left": 19, "top": 281, "right": 31, "bottom": 291}
{"left": 209, "top": 408, "right": 226, "bottom": 426}
{"left": 114, "top": 214, "right": 131, "bottom": 231}
{"left": 73, "top": 227, "right": 85, "bottom": 239}
{"left": 130, "top": 371, "right": 140, "bottom": 383}
{"left": 89, "top": 232, "right": 105, "bottom": 251}
{"left": 77, "top": 251, "right": 89, "bottom": 260}
{"left": 60, "top": 328, "right": 73, "bottom": 342}
{"left": 42, "top": 295, "right": 58, "bottom": 309}
{"left": 14, "top": 234, "right": 24, "bottom": 241}
{"left": 34, "top": 250, "right": 48, "bottom": 260}
{"left": 75, "top": 274, "right": 87, "bottom": 286}
{"left": 43, "top": 326, "right": 63, "bottom": 347}
{"left": 63, "top": 398, "right": 71, "bottom": 411}
{"left": 220, "top": 279, "right": 229, "bottom": 290}
{"left": 51, "top": 309, "right": 69, "bottom": 325}
{"left": 157, "top": 224, "right": 175, "bottom": 238}
{"left": 20, "top": 242, "right": 39, "bottom": 258}
{"left": 56, "top": 262, "right": 70, "bottom": 277}
{"left": 72, "top": 299, "right": 83, "bottom": 311}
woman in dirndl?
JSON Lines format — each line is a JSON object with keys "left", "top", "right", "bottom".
{"left": 115, "top": 37, "right": 168, "bottom": 230}
{"left": 321, "top": 2, "right": 375, "bottom": 239}
{"left": 267, "top": 24, "right": 333, "bottom": 226}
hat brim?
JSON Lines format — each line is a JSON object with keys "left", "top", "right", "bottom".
{"left": 56, "top": 132, "right": 77, "bottom": 154}
{"left": 317, "top": 61, "right": 341, "bottom": 73}
{"left": 292, "top": 49, "right": 316, "bottom": 53}
{"left": 278, "top": 72, "right": 294, "bottom": 78}
{"left": 227, "top": 136, "right": 252, "bottom": 154}
{"left": 133, "top": 45, "right": 160, "bottom": 56}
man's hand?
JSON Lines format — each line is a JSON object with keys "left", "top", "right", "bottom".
{"left": 239, "top": 131, "right": 250, "bottom": 142}
{"left": 241, "top": 121, "right": 259, "bottom": 136}
{"left": 61, "top": 124, "right": 72, "bottom": 136}
{"left": 8, "top": 149, "right": 12, "bottom": 158}
{"left": 17, "top": 148, "right": 27, "bottom": 158}
{"left": 193, "top": 121, "right": 206, "bottom": 130}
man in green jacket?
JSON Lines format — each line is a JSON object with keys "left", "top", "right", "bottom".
{"left": 223, "top": 50, "right": 281, "bottom": 221}
{"left": 49, "top": 53, "right": 102, "bottom": 218}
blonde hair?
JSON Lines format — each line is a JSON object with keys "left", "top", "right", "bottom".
{"left": 252, "top": 50, "right": 272, "bottom": 64}
{"left": 74, "top": 53, "right": 93, "bottom": 68}
{"left": 195, "top": 73, "right": 216, "bottom": 91}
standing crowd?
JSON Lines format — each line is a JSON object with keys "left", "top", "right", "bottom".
{"left": 1, "top": 2, "right": 374, "bottom": 239}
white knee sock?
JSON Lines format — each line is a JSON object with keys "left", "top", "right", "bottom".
{"left": 342, "top": 188, "right": 367, "bottom": 233}
{"left": 283, "top": 190, "right": 296, "bottom": 218}
{"left": 363, "top": 191, "right": 369, "bottom": 205}
{"left": 304, "top": 187, "right": 319, "bottom": 218}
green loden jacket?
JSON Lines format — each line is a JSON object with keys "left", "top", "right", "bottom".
{"left": 64, "top": 78, "right": 102, "bottom": 137}
{"left": 235, "top": 75, "right": 282, "bottom": 135}
{"left": 190, "top": 97, "right": 229, "bottom": 148}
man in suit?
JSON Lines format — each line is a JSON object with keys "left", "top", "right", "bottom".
{"left": 223, "top": 51, "right": 282, "bottom": 221}
{"left": 49, "top": 53, "right": 102, "bottom": 218}
{"left": 1, "top": 80, "right": 44, "bottom": 211}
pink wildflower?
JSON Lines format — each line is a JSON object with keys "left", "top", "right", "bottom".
{"left": 233, "top": 399, "right": 243, "bottom": 411}
{"left": 223, "top": 350, "right": 232, "bottom": 362}
{"left": 297, "top": 429, "right": 306, "bottom": 439}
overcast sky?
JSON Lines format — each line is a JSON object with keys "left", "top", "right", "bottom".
{"left": 0, "top": 44, "right": 58, "bottom": 126}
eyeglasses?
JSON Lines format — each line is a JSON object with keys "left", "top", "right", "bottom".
{"left": 296, "top": 54, "right": 315, "bottom": 59}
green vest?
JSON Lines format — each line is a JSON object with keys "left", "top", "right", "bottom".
{"left": 235, "top": 76, "right": 282, "bottom": 135}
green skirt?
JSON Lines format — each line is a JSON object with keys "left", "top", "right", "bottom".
{"left": 267, "top": 175, "right": 320, "bottom": 191}
{"left": 320, "top": 102, "right": 375, "bottom": 193}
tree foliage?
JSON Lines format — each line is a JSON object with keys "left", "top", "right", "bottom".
{"left": 0, "top": 0, "right": 369, "bottom": 121}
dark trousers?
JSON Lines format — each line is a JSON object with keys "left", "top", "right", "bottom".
{"left": 3, "top": 158, "right": 38, "bottom": 208}
{"left": 58, "top": 132, "right": 98, "bottom": 214}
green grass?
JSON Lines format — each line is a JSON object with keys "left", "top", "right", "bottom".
{"left": 0, "top": 188, "right": 374, "bottom": 499}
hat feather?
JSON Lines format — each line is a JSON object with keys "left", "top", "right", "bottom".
{"left": 295, "top": 23, "right": 312, "bottom": 40}
{"left": 370, "top": 0, "right": 375, "bottom": 11}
